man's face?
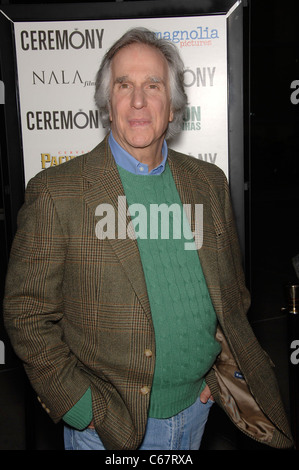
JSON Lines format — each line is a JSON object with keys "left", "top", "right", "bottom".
{"left": 109, "top": 43, "right": 174, "bottom": 160}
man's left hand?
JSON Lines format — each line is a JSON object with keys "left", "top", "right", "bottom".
{"left": 200, "top": 385, "right": 214, "bottom": 403}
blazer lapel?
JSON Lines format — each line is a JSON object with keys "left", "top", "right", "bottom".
{"left": 82, "top": 137, "right": 151, "bottom": 320}
{"left": 168, "top": 150, "right": 223, "bottom": 318}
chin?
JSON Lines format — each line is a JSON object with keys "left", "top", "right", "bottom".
{"left": 127, "top": 135, "right": 153, "bottom": 148}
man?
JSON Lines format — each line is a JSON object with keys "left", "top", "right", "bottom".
{"left": 4, "top": 28, "right": 293, "bottom": 450}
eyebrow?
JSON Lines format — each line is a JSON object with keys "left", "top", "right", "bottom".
{"left": 114, "top": 76, "right": 129, "bottom": 84}
{"left": 113, "top": 75, "right": 166, "bottom": 85}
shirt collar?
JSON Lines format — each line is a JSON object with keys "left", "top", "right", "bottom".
{"left": 108, "top": 132, "right": 167, "bottom": 175}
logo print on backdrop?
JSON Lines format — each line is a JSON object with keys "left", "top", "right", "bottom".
{"left": 155, "top": 26, "right": 219, "bottom": 45}
{"left": 20, "top": 28, "right": 104, "bottom": 51}
{"left": 26, "top": 109, "right": 100, "bottom": 130}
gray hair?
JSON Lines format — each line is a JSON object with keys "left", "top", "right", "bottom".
{"left": 94, "top": 27, "right": 187, "bottom": 140}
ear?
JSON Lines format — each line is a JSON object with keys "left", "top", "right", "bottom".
{"left": 109, "top": 103, "right": 113, "bottom": 122}
{"left": 169, "top": 108, "right": 174, "bottom": 123}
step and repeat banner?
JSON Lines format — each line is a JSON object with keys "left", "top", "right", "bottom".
{"left": 13, "top": 14, "right": 230, "bottom": 185}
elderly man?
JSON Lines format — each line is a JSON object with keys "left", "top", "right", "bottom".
{"left": 4, "top": 28, "right": 292, "bottom": 450}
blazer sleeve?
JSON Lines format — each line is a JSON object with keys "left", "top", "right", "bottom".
{"left": 3, "top": 174, "right": 91, "bottom": 423}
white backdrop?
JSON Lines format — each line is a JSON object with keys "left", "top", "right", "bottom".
{"left": 13, "top": 15, "right": 229, "bottom": 185}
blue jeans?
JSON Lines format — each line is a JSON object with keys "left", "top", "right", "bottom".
{"left": 64, "top": 397, "right": 213, "bottom": 450}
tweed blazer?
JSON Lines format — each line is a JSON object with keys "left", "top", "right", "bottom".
{"left": 4, "top": 136, "right": 293, "bottom": 450}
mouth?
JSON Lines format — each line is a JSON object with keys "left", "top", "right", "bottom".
{"left": 128, "top": 119, "right": 151, "bottom": 128}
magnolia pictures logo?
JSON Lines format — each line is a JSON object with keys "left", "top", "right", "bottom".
{"left": 155, "top": 26, "right": 219, "bottom": 49}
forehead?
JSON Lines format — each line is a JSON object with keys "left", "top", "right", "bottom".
{"left": 111, "top": 43, "right": 169, "bottom": 77}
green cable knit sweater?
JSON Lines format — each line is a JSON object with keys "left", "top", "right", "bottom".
{"left": 118, "top": 163, "right": 220, "bottom": 418}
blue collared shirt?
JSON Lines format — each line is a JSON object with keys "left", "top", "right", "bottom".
{"left": 108, "top": 132, "right": 167, "bottom": 175}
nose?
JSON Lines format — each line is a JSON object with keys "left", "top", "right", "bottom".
{"left": 131, "top": 87, "right": 146, "bottom": 109}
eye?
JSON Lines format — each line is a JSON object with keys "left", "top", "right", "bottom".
{"left": 147, "top": 83, "right": 159, "bottom": 90}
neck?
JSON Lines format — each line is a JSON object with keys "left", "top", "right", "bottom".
{"left": 130, "top": 145, "right": 164, "bottom": 172}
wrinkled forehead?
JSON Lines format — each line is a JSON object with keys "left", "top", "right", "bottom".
{"left": 111, "top": 43, "right": 170, "bottom": 79}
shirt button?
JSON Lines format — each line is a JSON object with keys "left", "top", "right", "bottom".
{"left": 140, "top": 386, "right": 150, "bottom": 395}
{"left": 144, "top": 349, "right": 153, "bottom": 358}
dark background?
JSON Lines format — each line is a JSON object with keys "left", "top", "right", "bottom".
{"left": 0, "top": 0, "right": 298, "bottom": 450}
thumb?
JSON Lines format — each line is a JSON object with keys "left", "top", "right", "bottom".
{"left": 200, "top": 385, "right": 213, "bottom": 404}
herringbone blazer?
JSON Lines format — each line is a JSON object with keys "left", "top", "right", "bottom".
{"left": 4, "top": 136, "right": 293, "bottom": 449}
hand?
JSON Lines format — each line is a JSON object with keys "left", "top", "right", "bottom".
{"left": 200, "top": 384, "right": 214, "bottom": 404}
{"left": 88, "top": 420, "right": 95, "bottom": 429}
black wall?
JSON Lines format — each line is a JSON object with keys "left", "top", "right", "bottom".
{"left": 249, "top": 0, "right": 299, "bottom": 322}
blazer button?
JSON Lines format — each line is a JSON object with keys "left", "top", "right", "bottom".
{"left": 41, "top": 402, "right": 51, "bottom": 413}
{"left": 144, "top": 349, "right": 153, "bottom": 358}
{"left": 140, "top": 386, "right": 150, "bottom": 395}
